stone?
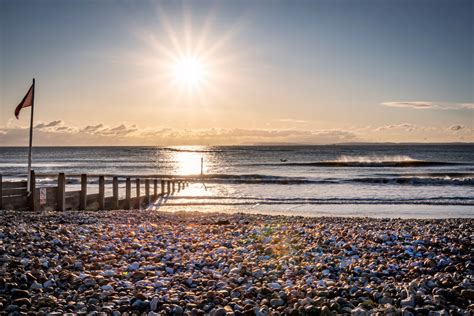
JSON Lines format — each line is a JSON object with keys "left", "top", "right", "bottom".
{"left": 103, "top": 270, "right": 116, "bottom": 277}
{"left": 268, "top": 282, "right": 282, "bottom": 290}
{"left": 351, "top": 306, "right": 369, "bottom": 316}
{"left": 132, "top": 271, "right": 147, "bottom": 280}
{"left": 5, "top": 305, "right": 19, "bottom": 312}
{"left": 461, "top": 289, "right": 474, "bottom": 300}
{"left": 400, "top": 295, "right": 415, "bottom": 308}
{"left": 270, "top": 298, "right": 285, "bottom": 308}
{"left": 128, "top": 262, "right": 140, "bottom": 271}
{"left": 101, "top": 284, "right": 114, "bottom": 291}
{"left": 11, "top": 289, "right": 30, "bottom": 298}
{"left": 150, "top": 297, "right": 160, "bottom": 311}
{"left": 172, "top": 305, "right": 184, "bottom": 315}
{"left": 83, "top": 277, "right": 96, "bottom": 287}
{"left": 131, "top": 299, "right": 149, "bottom": 311}
{"left": 320, "top": 306, "right": 332, "bottom": 316}
{"left": 216, "top": 220, "right": 230, "bottom": 225}
{"left": 378, "top": 296, "right": 393, "bottom": 305}
{"left": 43, "top": 279, "right": 55, "bottom": 289}
{"left": 402, "top": 309, "right": 414, "bottom": 316}
{"left": 212, "top": 308, "right": 227, "bottom": 316}
{"left": 13, "top": 297, "right": 31, "bottom": 306}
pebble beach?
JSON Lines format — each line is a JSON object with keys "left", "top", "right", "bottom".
{"left": 0, "top": 210, "right": 472, "bottom": 316}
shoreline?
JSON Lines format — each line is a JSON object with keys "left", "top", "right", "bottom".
{"left": 1, "top": 210, "right": 472, "bottom": 315}
{"left": 153, "top": 204, "right": 474, "bottom": 219}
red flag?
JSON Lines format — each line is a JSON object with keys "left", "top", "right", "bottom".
{"left": 14, "top": 83, "right": 34, "bottom": 119}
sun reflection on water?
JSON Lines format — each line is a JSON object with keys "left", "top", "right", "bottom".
{"left": 171, "top": 146, "right": 209, "bottom": 175}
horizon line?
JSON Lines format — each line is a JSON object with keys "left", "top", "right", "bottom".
{"left": 1, "top": 141, "right": 473, "bottom": 148}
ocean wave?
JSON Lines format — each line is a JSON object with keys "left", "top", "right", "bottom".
{"left": 163, "top": 196, "right": 474, "bottom": 206}
{"left": 204, "top": 175, "right": 474, "bottom": 186}
{"left": 247, "top": 161, "right": 462, "bottom": 168}
{"left": 350, "top": 176, "right": 474, "bottom": 186}
{"left": 23, "top": 173, "right": 474, "bottom": 186}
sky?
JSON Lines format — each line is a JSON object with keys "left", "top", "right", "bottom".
{"left": 0, "top": 0, "right": 473, "bottom": 146}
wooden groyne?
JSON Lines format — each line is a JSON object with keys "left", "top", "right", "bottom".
{"left": 0, "top": 171, "right": 189, "bottom": 211}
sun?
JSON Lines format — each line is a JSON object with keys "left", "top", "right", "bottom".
{"left": 172, "top": 55, "right": 207, "bottom": 88}
{"left": 133, "top": 6, "right": 243, "bottom": 99}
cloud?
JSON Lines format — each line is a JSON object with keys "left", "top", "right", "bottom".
{"left": 2, "top": 120, "right": 472, "bottom": 145}
{"left": 381, "top": 101, "right": 474, "bottom": 110}
{"left": 34, "top": 120, "right": 64, "bottom": 129}
{"left": 80, "top": 123, "right": 138, "bottom": 136}
{"left": 81, "top": 124, "right": 104, "bottom": 133}
{"left": 376, "top": 123, "right": 418, "bottom": 132}
{"left": 0, "top": 120, "right": 142, "bottom": 145}
{"left": 136, "top": 128, "right": 357, "bottom": 144}
{"left": 381, "top": 101, "right": 434, "bottom": 109}
{"left": 449, "top": 125, "right": 464, "bottom": 131}
{"left": 97, "top": 124, "right": 138, "bottom": 136}
{"left": 459, "top": 103, "right": 474, "bottom": 110}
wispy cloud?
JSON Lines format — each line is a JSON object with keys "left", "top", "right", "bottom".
{"left": 96, "top": 124, "right": 138, "bottom": 136}
{"left": 376, "top": 123, "right": 418, "bottom": 132}
{"left": 0, "top": 120, "right": 357, "bottom": 145}
{"left": 449, "top": 125, "right": 464, "bottom": 131}
{"left": 34, "top": 120, "right": 63, "bottom": 129}
{"left": 381, "top": 101, "right": 473, "bottom": 110}
{"left": 81, "top": 124, "right": 104, "bottom": 133}
{"left": 1, "top": 120, "right": 472, "bottom": 145}
{"left": 458, "top": 103, "right": 474, "bottom": 110}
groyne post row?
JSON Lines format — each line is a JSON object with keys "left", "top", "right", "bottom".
{"left": 0, "top": 170, "right": 189, "bottom": 211}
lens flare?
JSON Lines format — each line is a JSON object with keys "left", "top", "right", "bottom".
{"left": 172, "top": 56, "right": 206, "bottom": 88}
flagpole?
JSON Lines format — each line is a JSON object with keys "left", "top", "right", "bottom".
{"left": 27, "top": 78, "right": 35, "bottom": 194}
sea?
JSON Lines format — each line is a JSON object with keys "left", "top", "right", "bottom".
{"left": 0, "top": 144, "right": 473, "bottom": 218}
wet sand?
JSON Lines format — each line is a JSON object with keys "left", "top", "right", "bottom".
{"left": 0, "top": 210, "right": 472, "bottom": 315}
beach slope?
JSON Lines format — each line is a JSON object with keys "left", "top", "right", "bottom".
{"left": 0, "top": 210, "right": 472, "bottom": 315}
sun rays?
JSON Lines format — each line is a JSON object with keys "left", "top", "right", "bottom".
{"left": 129, "top": 4, "right": 248, "bottom": 106}
{"left": 171, "top": 55, "right": 208, "bottom": 90}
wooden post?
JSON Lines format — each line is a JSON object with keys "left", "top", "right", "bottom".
{"left": 28, "top": 170, "right": 36, "bottom": 211}
{"left": 0, "top": 174, "right": 2, "bottom": 211}
{"left": 80, "top": 174, "right": 87, "bottom": 210}
{"left": 172, "top": 181, "right": 175, "bottom": 193}
{"left": 98, "top": 175, "right": 105, "bottom": 210}
{"left": 125, "top": 177, "right": 131, "bottom": 210}
{"left": 153, "top": 179, "right": 158, "bottom": 199}
{"left": 57, "top": 173, "right": 65, "bottom": 211}
{"left": 145, "top": 179, "right": 150, "bottom": 204}
{"left": 112, "top": 177, "right": 119, "bottom": 209}
{"left": 167, "top": 180, "right": 171, "bottom": 194}
{"left": 161, "top": 180, "right": 165, "bottom": 195}
{"left": 135, "top": 178, "right": 140, "bottom": 209}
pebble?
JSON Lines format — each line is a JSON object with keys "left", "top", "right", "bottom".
{"left": 270, "top": 298, "right": 284, "bottom": 307}
{"left": 401, "top": 295, "right": 416, "bottom": 308}
{"left": 101, "top": 284, "right": 114, "bottom": 291}
{"left": 268, "top": 282, "right": 282, "bottom": 290}
{"left": 0, "top": 210, "right": 471, "bottom": 314}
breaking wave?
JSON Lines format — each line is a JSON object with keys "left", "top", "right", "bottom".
{"left": 248, "top": 155, "right": 462, "bottom": 167}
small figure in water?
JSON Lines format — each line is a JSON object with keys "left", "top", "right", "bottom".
{"left": 280, "top": 159, "right": 287, "bottom": 162}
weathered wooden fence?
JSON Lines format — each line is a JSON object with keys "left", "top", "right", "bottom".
{"left": 0, "top": 171, "right": 189, "bottom": 211}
